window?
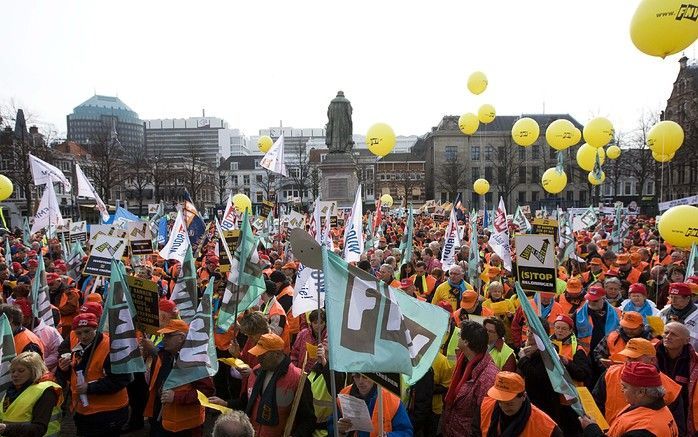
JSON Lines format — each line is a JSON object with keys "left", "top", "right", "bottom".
{"left": 256, "top": 175, "right": 263, "bottom": 183}
{"left": 485, "top": 192, "right": 492, "bottom": 203}
{"left": 566, "top": 191, "right": 574, "bottom": 202}
{"left": 243, "top": 175, "right": 250, "bottom": 185}
{"left": 498, "top": 146, "right": 505, "bottom": 161}
{"left": 531, "top": 191, "right": 539, "bottom": 202}
{"left": 518, "top": 167, "right": 526, "bottom": 183}
{"left": 230, "top": 162, "right": 238, "bottom": 171}
{"left": 366, "top": 168, "right": 374, "bottom": 180}
{"left": 579, "top": 191, "right": 586, "bottom": 204}
{"left": 231, "top": 175, "right": 238, "bottom": 185}
{"left": 485, "top": 167, "right": 493, "bottom": 180}
{"left": 440, "top": 192, "right": 448, "bottom": 203}
{"left": 484, "top": 146, "right": 493, "bottom": 160}
{"left": 471, "top": 192, "right": 478, "bottom": 206}
{"left": 624, "top": 181, "right": 632, "bottom": 195}
{"left": 289, "top": 168, "right": 300, "bottom": 178}
{"left": 471, "top": 145, "right": 480, "bottom": 161}
{"left": 254, "top": 159, "right": 260, "bottom": 168}
{"left": 518, "top": 191, "right": 526, "bottom": 204}
{"left": 472, "top": 167, "right": 480, "bottom": 182}
{"left": 256, "top": 191, "right": 263, "bottom": 202}
{"left": 531, "top": 166, "right": 540, "bottom": 181}
{"left": 532, "top": 147, "right": 540, "bottom": 160}
{"left": 519, "top": 148, "right": 526, "bottom": 161}
{"left": 444, "top": 146, "right": 457, "bottom": 161}
{"left": 645, "top": 180, "right": 655, "bottom": 196}
{"left": 497, "top": 167, "right": 506, "bottom": 184}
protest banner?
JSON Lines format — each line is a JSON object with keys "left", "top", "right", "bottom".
{"left": 260, "top": 200, "right": 274, "bottom": 220}
{"left": 127, "top": 221, "right": 154, "bottom": 255}
{"left": 89, "top": 224, "right": 127, "bottom": 247}
{"left": 127, "top": 276, "right": 160, "bottom": 335}
{"left": 69, "top": 220, "right": 87, "bottom": 243}
{"left": 515, "top": 234, "right": 556, "bottom": 293}
{"left": 84, "top": 235, "right": 127, "bottom": 276}
{"left": 219, "top": 229, "right": 241, "bottom": 273}
{"left": 531, "top": 218, "right": 558, "bottom": 242}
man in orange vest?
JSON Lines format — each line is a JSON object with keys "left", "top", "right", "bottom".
{"left": 56, "top": 313, "right": 131, "bottom": 437}
{"left": 592, "top": 311, "right": 655, "bottom": 369}
{"left": 0, "top": 304, "right": 45, "bottom": 357}
{"left": 412, "top": 261, "right": 437, "bottom": 299}
{"left": 475, "top": 371, "right": 562, "bottom": 436}
{"left": 145, "top": 319, "right": 215, "bottom": 437}
{"left": 580, "top": 362, "right": 679, "bottom": 437}
{"left": 269, "top": 271, "right": 299, "bottom": 342}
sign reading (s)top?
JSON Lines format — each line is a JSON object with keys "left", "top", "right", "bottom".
{"left": 84, "top": 235, "right": 128, "bottom": 277}
{"left": 515, "top": 234, "right": 556, "bottom": 293}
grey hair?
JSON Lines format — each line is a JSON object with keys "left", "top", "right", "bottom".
{"left": 380, "top": 263, "right": 394, "bottom": 275}
{"left": 385, "top": 256, "right": 396, "bottom": 266}
{"left": 604, "top": 277, "right": 621, "bottom": 287}
{"left": 449, "top": 264, "right": 464, "bottom": 275}
{"left": 641, "top": 385, "right": 666, "bottom": 401}
{"left": 213, "top": 410, "right": 254, "bottom": 437}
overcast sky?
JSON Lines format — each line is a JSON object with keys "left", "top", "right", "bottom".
{"left": 0, "top": 1, "right": 694, "bottom": 140}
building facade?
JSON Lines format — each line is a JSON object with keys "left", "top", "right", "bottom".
{"left": 67, "top": 95, "right": 144, "bottom": 150}
{"left": 375, "top": 153, "right": 426, "bottom": 206}
{"left": 145, "top": 116, "right": 234, "bottom": 164}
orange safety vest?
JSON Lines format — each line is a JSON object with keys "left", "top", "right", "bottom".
{"left": 266, "top": 299, "right": 291, "bottom": 353}
{"left": 14, "top": 329, "right": 45, "bottom": 357}
{"left": 480, "top": 396, "right": 557, "bottom": 437}
{"left": 144, "top": 355, "right": 205, "bottom": 432}
{"left": 277, "top": 286, "right": 300, "bottom": 336}
{"left": 70, "top": 333, "right": 128, "bottom": 415}
{"left": 411, "top": 274, "right": 437, "bottom": 297}
{"left": 339, "top": 385, "right": 400, "bottom": 437}
{"left": 607, "top": 404, "right": 678, "bottom": 437}
{"left": 247, "top": 363, "right": 303, "bottom": 437}
{"left": 605, "top": 331, "right": 628, "bottom": 358}
{"left": 603, "top": 364, "right": 681, "bottom": 423}
{"left": 59, "top": 289, "right": 80, "bottom": 335}
{"left": 625, "top": 268, "right": 642, "bottom": 285}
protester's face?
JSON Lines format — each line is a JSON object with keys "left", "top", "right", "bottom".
{"left": 310, "top": 318, "right": 325, "bottom": 334}
{"left": 488, "top": 286, "right": 503, "bottom": 300}
{"left": 670, "top": 270, "right": 684, "bottom": 283}
{"left": 415, "top": 266, "right": 425, "bottom": 276}
{"left": 75, "top": 327, "right": 96, "bottom": 346}
{"left": 620, "top": 381, "right": 643, "bottom": 405}
{"left": 629, "top": 293, "right": 645, "bottom": 307}
{"left": 662, "top": 324, "right": 690, "bottom": 351}
{"left": 10, "top": 363, "right": 31, "bottom": 387}
{"left": 484, "top": 323, "right": 498, "bottom": 344}
{"left": 605, "top": 283, "right": 621, "bottom": 298}
{"left": 422, "top": 251, "right": 431, "bottom": 262}
{"left": 553, "top": 321, "right": 572, "bottom": 340}
{"left": 162, "top": 332, "right": 186, "bottom": 353}
{"left": 619, "top": 262, "right": 631, "bottom": 272}
{"left": 591, "top": 265, "right": 601, "bottom": 274}
{"left": 378, "top": 266, "right": 391, "bottom": 281}
{"left": 623, "top": 325, "right": 644, "bottom": 337}
{"left": 352, "top": 374, "right": 376, "bottom": 396}
{"left": 498, "top": 394, "right": 525, "bottom": 416}
{"left": 370, "top": 257, "right": 380, "bottom": 268}
{"left": 259, "top": 351, "right": 282, "bottom": 371}
{"left": 670, "top": 294, "right": 691, "bottom": 310}
{"left": 671, "top": 252, "right": 683, "bottom": 263}
{"left": 587, "top": 298, "right": 605, "bottom": 310}
{"left": 448, "top": 269, "right": 464, "bottom": 283}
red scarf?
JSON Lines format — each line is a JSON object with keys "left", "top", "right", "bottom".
{"left": 444, "top": 352, "right": 484, "bottom": 405}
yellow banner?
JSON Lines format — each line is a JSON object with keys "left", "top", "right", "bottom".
{"left": 577, "top": 386, "right": 609, "bottom": 430}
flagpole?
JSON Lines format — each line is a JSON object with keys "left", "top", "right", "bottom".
{"left": 377, "top": 388, "right": 384, "bottom": 435}
{"left": 329, "top": 368, "right": 340, "bottom": 437}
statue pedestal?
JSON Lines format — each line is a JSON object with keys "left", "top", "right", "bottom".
{"left": 318, "top": 153, "right": 358, "bottom": 208}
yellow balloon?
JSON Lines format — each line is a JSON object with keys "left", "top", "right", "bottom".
{"left": 647, "top": 120, "right": 684, "bottom": 155}
{"left": 583, "top": 117, "right": 614, "bottom": 149}
{"left": 473, "top": 178, "right": 490, "bottom": 195}
{"left": 546, "top": 119, "right": 575, "bottom": 151}
{"left": 630, "top": 0, "right": 698, "bottom": 58}
{"left": 478, "top": 104, "right": 496, "bottom": 124}
{"left": 588, "top": 171, "right": 606, "bottom": 185}
{"left": 570, "top": 128, "right": 582, "bottom": 146}
{"left": 659, "top": 205, "right": 698, "bottom": 248}
{"left": 467, "top": 71, "right": 488, "bottom": 95}
{"left": 366, "top": 123, "right": 397, "bottom": 157}
{"left": 232, "top": 193, "right": 252, "bottom": 214}
{"left": 541, "top": 168, "right": 567, "bottom": 194}
{"left": 257, "top": 136, "right": 273, "bottom": 153}
{"left": 0, "top": 175, "right": 12, "bottom": 201}
{"left": 511, "top": 117, "right": 540, "bottom": 147}
{"left": 380, "top": 194, "right": 394, "bottom": 207}
{"left": 576, "top": 143, "right": 606, "bottom": 171}
{"left": 607, "top": 145, "right": 621, "bottom": 160}
{"left": 652, "top": 151, "right": 675, "bottom": 163}
{"left": 458, "top": 113, "right": 479, "bottom": 135}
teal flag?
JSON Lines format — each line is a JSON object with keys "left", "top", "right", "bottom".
{"left": 217, "top": 210, "right": 265, "bottom": 331}
{"left": 400, "top": 205, "right": 414, "bottom": 267}
{"left": 99, "top": 260, "right": 145, "bottom": 374}
{"left": 364, "top": 212, "right": 374, "bottom": 252}
{"left": 515, "top": 282, "right": 583, "bottom": 415}
{"left": 512, "top": 206, "right": 531, "bottom": 232}
{"left": 687, "top": 243, "right": 697, "bottom": 277}
{"left": 30, "top": 252, "right": 54, "bottom": 328}
{"left": 164, "top": 279, "right": 218, "bottom": 390}
{"left": 578, "top": 205, "right": 597, "bottom": 230}
{"left": 323, "top": 248, "right": 448, "bottom": 384}
{"left": 60, "top": 232, "right": 69, "bottom": 258}
{"left": 592, "top": 149, "right": 603, "bottom": 181}
{"left": 67, "top": 241, "right": 86, "bottom": 281}
{"left": 22, "top": 217, "right": 31, "bottom": 246}
{"left": 0, "top": 314, "right": 15, "bottom": 399}
{"left": 170, "top": 245, "right": 198, "bottom": 323}
{"left": 611, "top": 204, "right": 622, "bottom": 252}
{"left": 3, "top": 237, "right": 11, "bottom": 271}
{"left": 557, "top": 211, "right": 575, "bottom": 263}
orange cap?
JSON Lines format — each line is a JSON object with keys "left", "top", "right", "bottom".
{"left": 487, "top": 371, "right": 525, "bottom": 401}
{"left": 620, "top": 311, "right": 644, "bottom": 330}
{"left": 616, "top": 254, "right": 631, "bottom": 264}
{"left": 566, "top": 277, "right": 582, "bottom": 294}
{"left": 249, "top": 333, "right": 285, "bottom": 356}
{"left": 590, "top": 258, "right": 605, "bottom": 267}
{"left": 460, "top": 290, "right": 479, "bottom": 310}
{"left": 613, "top": 338, "right": 656, "bottom": 361}
{"left": 157, "top": 319, "right": 189, "bottom": 335}
{"left": 282, "top": 262, "right": 297, "bottom": 270}
{"left": 86, "top": 293, "right": 103, "bottom": 304}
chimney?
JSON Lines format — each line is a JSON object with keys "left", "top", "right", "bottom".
{"left": 679, "top": 56, "right": 688, "bottom": 69}
{"left": 29, "top": 126, "right": 39, "bottom": 135}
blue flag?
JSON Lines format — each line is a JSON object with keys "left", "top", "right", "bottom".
{"left": 157, "top": 216, "right": 169, "bottom": 247}
{"left": 182, "top": 190, "right": 206, "bottom": 254}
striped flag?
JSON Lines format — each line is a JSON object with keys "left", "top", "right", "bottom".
{"left": 30, "top": 252, "right": 54, "bottom": 328}
{"left": 400, "top": 205, "right": 414, "bottom": 266}
{"left": 0, "top": 314, "right": 15, "bottom": 399}
{"left": 170, "top": 245, "right": 198, "bottom": 324}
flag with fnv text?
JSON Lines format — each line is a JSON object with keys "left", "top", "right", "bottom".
{"left": 343, "top": 185, "right": 364, "bottom": 263}
{"left": 488, "top": 197, "right": 512, "bottom": 272}
{"left": 440, "top": 207, "right": 460, "bottom": 271}
{"left": 169, "top": 245, "right": 198, "bottom": 324}
{"left": 165, "top": 279, "right": 218, "bottom": 390}
{"left": 99, "top": 260, "right": 145, "bottom": 374}
{"left": 512, "top": 206, "right": 531, "bottom": 232}
{"left": 0, "top": 314, "right": 15, "bottom": 400}
{"left": 159, "top": 209, "right": 189, "bottom": 263}
{"left": 323, "top": 248, "right": 449, "bottom": 384}
{"left": 30, "top": 252, "right": 54, "bottom": 328}
{"left": 28, "top": 153, "right": 71, "bottom": 191}
{"left": 31, "top": 183, "right": 63, "bottom": 235}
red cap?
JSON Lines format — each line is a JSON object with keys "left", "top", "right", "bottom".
{"left": 11, "top": 262, "right": 21, "bottom": 272}
{"left": 46, "top": 273, "right": 61, "bottom": 284}
{"left": 554, "top": 314, "right": 574, "bottom": 329}
{"left": 585, "top": 284, "right": 606, "bottom": 301}
{"left": 80, "top": 302, "right": 103, "bottom": 319}
{"left": 669, "top": 282, "right": 692, "bottom": 297}
{"left": 13, "top": 298, "right": 32, "bottom": 319}
{"left": 72, "top": 313, "right": 98, "bottom": 330}
{"left": 628, "top": 283, "right": 647, "bottom": 296}
{"left": 27, "top": 259, "right": 38, "bottom": 268}
{"left": 621, "top": 362, "right": 662, "bottom": 388}
{"left": 399, "top": 278, "right": 414, "bottom": 289}
{"left": 687, "top": 276, "right": 698, "bottom": 285}
{"left": 159, "top": 298, "right": 178, "bottom": 314}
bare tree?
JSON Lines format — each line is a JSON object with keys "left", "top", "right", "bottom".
{"left": 484, "top": 137, "right": 524, "bottom": 211}
{"left": 286, "top": 143, "right": 312, "bottom": 207}
{"left": 309, "top": 167, "right": 320, "bottom": 201}
{"left": 435, "top": 154, "right": 467, "bottom": 202}
{"left": 620, "top": 112, "right": 659, "bottom": 201}
{"left": 89, "top": 131, "right": 124, "bottom": 204}
{"left": 259, "top": 169, "right": 276, "bottom": 201}
{"left": 124, "top": 146, "right": 152, "bottom": 216}
{"left": 150, "top": 153, "right": 176, "bottom": 203}
{"left": 182, "top": 142, "right": 213, "bottom": 204}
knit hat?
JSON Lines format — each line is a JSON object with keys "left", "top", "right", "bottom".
{"left": 669, "top": 283, "right": 691, "bottom": 297}
{"left": 158, "top": 298, "right": 177, "bottom": 314}
{"left": 621, "top": 362, "right": 662, "bottom": 388}
{"left": 80, "top": 302, "right": 103, "bottom": 320}
{"left": 11, "top": 262, "right": 21, "bottom": 272}
{"left": 554, "top": 314, "right": 575, "bottom": 329}
{"left": 628, "top": 283, "right": 647, "bottom": 296}
{"left": 72, "top": 313, "right": 98, "bottom": 330}
{"left": 585, "top": 284, "right": 606, "bottom": 301}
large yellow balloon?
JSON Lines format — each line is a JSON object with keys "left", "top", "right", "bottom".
{"left": 380, "top": 194, "right": 393, "bottom": 207}
{"left": 588, "top": 171, "right": 606, "bottom": 185}
{"left": 512, "top": 117, "right": 540, "bottom": 147}
{"left": 473, "top": 178, "right": 490, "bottom": 195}
{"left": 257, "top": 136, "right": 273, "bottom": 153}
{"left": 0, "top": 175, "right": 12, "bottom": 201}
{"left": 467, "top": 71, "right": 488, "bottom": 95}
{"left": 630, "top": 0, "right": 698, "bottom": 58}
{"left": 652, "top": 151, "right": 675, "bottom": 163}
{"left": 232, "top": 193, "right": 252, "bottom": 214}
{"left": 583, "top": 117, "right": 614, "bottom": 149}
{"left": 576, "top": 143, "right": 606, "bottom": 171}
{"left": 570, "top": 128, "right": 582, "bottom": 146}
{"left": 541, "top": 168, "right": 567, "bottom": 194}
{"left": 458, "top": 113, "right": 479, "bottom": 135}
{"left": 658, "top": 205, "right": 698, "bottom": 248}
{"left": 478, "top": 104, "right": 496, "bottom": 124}
{"left": 546, "top": 119, "right": 576, "bottom": 151}
{"left": 607, "top": 145, "right": 621, "bottom": 160}
{"left": 366, "top": 123, "right": 397, "bottom": 157}
{"left": 647, "top": 120, "right": 684, "bottom": 155}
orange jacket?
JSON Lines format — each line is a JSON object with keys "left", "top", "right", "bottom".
{"left": 607, "top": 404, "right": 678, "bottom": 437}
{"left": 14, "top": 328, "right": 45, "bottom": 357}
{"left": 277, "top": 285, "right": 299, "bottom": 336}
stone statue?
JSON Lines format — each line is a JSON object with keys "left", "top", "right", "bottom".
{"left": 325, "top": 91, "right": 354, "bottom": 153}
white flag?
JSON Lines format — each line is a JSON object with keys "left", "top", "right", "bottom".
{"left": 309, "top": 200, "right": 322, "bottom": 243}
{"left": 31, "top": 183, "right": 63, "bottom": 234}
{"left": 158, "top": 209, "right": 190, "bottom": 263}
{"left": 512, "top": 206, "right": 532, "bottom": 232}
{"left": 75, "top": 163, "right": 110, "bottom": 222}
{"left": 220, "top": 194, "right": 238, "bottom": 231}
{"left": 343, "top": 185, "right": 364, "bottom": 263}
{"left": 488, "top": 197, "right": 513, "bottom": 272}
{"left": 260, "top": 135, "right": 287, "bottom": 177}
{"left": 323, "top": 203, "right": 334, "bottom": 251}
{"left": 29, "top": 154, "right": 71, "bottom": 191}
{"left": 292, "top": 264, "right": 325, "bottom": 317}
{"left": 440, "top": 207, "right": 461, "bottom": 270}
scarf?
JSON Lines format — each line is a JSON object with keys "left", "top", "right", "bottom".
{"left": 444, "top": 352, "right": 484, "bottom": 406}
{"left": 3, "top": 381, "right": 32, "bottom": 411}
{"left": 622, "top": 299, "right": 654, "bottom": 320}
{"left": 665, "top": 303, "right": 698, "bottom": 324}
{"left": 486, "top": 397, "right": 532, "bottom": 437}
{"left": 448, "top": 280, "right": 466, "bottom": 303}
{"left": 540, "top": 299, "right": 554, "bottom": 319}
{"left": 576, "top": 302, "right": 619, "bottom": 339}
{"left": 246, "top": 355, "right": 291, "bottom": 426}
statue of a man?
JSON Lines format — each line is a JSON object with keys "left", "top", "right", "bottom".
{"left": 325, "top": 91, "right": 354, "bottom": 153}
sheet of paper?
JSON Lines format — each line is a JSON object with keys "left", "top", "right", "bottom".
{"left": 218, "top": 357, "right": 249, "bottom": 369}
{"left": 306, "top": 342, "right": 318, "bottom": 359}
{"left": 338, "top": 393, "right": 374, "bottom": 433}
{"left": 197, "top": 390, "right": 233, "bottom": 414}
{"left": 577, "top": 386, "right": 609, "bottom": 430}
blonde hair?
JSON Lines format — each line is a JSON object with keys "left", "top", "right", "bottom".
{"left": 11, "top": 352, "right": 48, "bottom": 384}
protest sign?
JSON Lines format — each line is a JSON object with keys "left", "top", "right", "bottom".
{"left": 515, "top": 234, "right": 556, "bottom": 293}
{"left": 531, "top": 218, "right": 558, "bottom": 242}
{"left": 69, "top": 221, "right": 87, "bottom": 243}
{"left": 218, "top": 229, "right": 241, "bottom": 273}
{"left": 127, "top": 221, "right": 154, "bottom": 255}
{"left": 260, "top": 200, "right": 274, "bottom": 220}
{"left": 127, "top": 276, "right": 160, "bottom": 335}
{"left": 84, "top": 235, "right": 127, "bottom": 276}
{"left": 89, "top": 225, "right": 127, "bottom": 247}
